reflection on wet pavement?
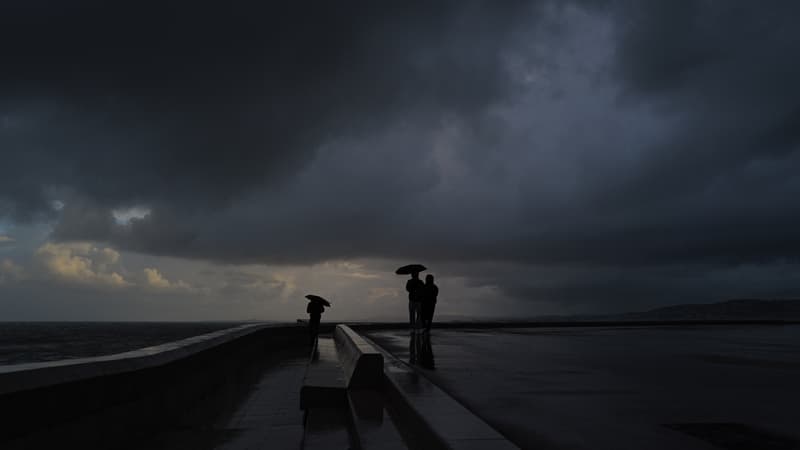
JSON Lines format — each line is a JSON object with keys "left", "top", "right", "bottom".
{"left": 409, "top": 332, "right": 435, "bottom": 369}
{"left": 368, "top": 325, "right": 800, "bottom": 450}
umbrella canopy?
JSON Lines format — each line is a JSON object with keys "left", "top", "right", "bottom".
{"left": 305, "top": 294, "right": 331, "bottom": 307}
{"left": 395, "top": 264, "right": 427, "bottom": 275}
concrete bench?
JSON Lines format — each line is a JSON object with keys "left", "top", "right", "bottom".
{"left": 299, "top": 338, "right": 347, "bottom": 409}
{"left": 300, "top": 325, "right": 384, "bottom": 410}
{"left": 334, "top": 324, "right": 383, "bottom": 389}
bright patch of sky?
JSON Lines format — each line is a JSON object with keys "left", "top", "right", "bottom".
{"left": 112, "top": 206, "right": 151, "bottom": 225}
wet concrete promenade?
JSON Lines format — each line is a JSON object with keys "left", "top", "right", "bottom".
{"left": 368, "top": 325, "right": 800, "bottom": 450}
{"left": 143, "top": 348, "right": 308, "bottom": 450}
{"left": 7, "top": 323, "right": 798, "bottom": 449}
{"left": 142, "top": 326, "right": 517, "bottom": 450}
{"left": 214, "top": 355, "right": 306, "bottom": 450}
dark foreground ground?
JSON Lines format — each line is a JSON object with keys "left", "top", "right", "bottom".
{"left": 138, "top": 344, "right": 308, "bottom": 450}
{"left": 368, "top": 325, "right": 800, "bottom": 450}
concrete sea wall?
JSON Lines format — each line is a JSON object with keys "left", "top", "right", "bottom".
{"left": 0, "top": 323, "right": 307, "bottom": 450}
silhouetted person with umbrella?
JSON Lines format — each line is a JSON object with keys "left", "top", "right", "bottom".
{"left": 422, "top": 274, "right": 439, "bottom": 333}
{"left": 396, "top": 264, "right": 427, "bottom": 331}
{"left": 307, "top": 301, "right": 324, "bottom": 345}
{"left": 406, "top": 272, "right": 424, "bottom": 330}
{"left": 304, "top": 294, "right": 330, "bottom": 346}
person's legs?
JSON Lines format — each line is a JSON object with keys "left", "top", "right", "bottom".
{"left": 309, "top": 315, "right": 320, "bottom": 345}
{"left": 408, "top": 301, "right": 414, "bottom": 329}
{"left": 421, "top": 303, "right": 431, "bottom": 331}
{"left": 426, "top": 302, "right": 436, "bottom": 331}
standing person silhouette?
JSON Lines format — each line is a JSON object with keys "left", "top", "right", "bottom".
{"left": 307, "top": 301, "right": 325, "bottom": 345}
{"left": 406, "top": 271, "right": 424, "bottom": 331}
{"left": 422, "top": 274, "right": 439, "bottom": 333}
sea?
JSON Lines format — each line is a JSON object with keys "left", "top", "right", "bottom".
{"left": 0, "top": 322, "right": 249, "bottom": 366}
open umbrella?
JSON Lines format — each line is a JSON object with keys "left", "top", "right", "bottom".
{"left": 395, "top": 264, "right": 427, "bottom": 275}
{"left": 305, "top": 294, "right": 331, "bottom": 307}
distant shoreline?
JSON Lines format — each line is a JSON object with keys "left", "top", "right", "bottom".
{"left": 349, "top": 319, "right": 800, "bottom": 331}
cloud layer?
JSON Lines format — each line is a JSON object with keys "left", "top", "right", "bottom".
{"left": 3, "top": 1, "right": 800, "bottom": 315}
{"left": 35, "top": 242, "right": 128, "bottom": 287}
{"left": 1, "top": 1, "right": 533, "bottom": 217}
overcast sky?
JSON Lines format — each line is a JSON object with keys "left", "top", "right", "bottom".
{"left": 2, "top": 1, "right": 800, "bottom": 321}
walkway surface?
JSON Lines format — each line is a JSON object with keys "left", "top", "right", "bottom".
{"left": 367, "top": 325, "right": 800, "bottom": 450}
{"left": 143, "top": 348, "right": 308, "bottom": 450}
{"left": 214, "top": 355, "right": 307, "bottom": 450}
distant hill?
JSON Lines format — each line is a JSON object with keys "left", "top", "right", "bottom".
{"left": 618, "top": 299, "right": 800, "bottom": 321}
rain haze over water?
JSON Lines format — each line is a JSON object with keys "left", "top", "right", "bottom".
{"left": 0, "top": 322, "right": 241, "bottom": 365}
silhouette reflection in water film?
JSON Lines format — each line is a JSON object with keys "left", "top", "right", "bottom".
{"left": 409, "top": 332, "right": 435, "bottom": 369}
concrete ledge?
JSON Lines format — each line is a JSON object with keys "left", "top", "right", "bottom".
{"left": 334, "top": 324, "right": 383, "bottom": 388}
{"left": 363, "top": 335, "right": 520, "bottom": 450}
{"left": 0, "top": 323, "right": 269, "bottom": 396}
{"left": 0, "top": 323, "right": 306, "bottom": 449}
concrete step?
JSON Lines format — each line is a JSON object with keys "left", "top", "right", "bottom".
{"left": 300, "top": 338, "right": 347, "bottom": 409}
{"left": 347, "top": 389, "right": 409, "bottom": 450}
{"left": 302, "top": 407, "right": 354, "bottom": 450}
{"left": 362, "top": 334, "right": 520, "bottom": 450}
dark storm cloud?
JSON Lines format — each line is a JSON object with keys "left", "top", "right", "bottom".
{"left": 1, "top": 0, "right": 534, "bottom": 217}
{"left": 49, "top": 1, "right": 800, "bottom": 268}
{"left": 5, "top": 0, "right": 800, "bottom": 310}
{"left": 579, "top": 0, "right": 800, "bottom": 265}
{"left": 454, "top": 260, "right": 800, "bottom": 314}
{"left": 609, "top": 1, "right": 800, "bottom": 191}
